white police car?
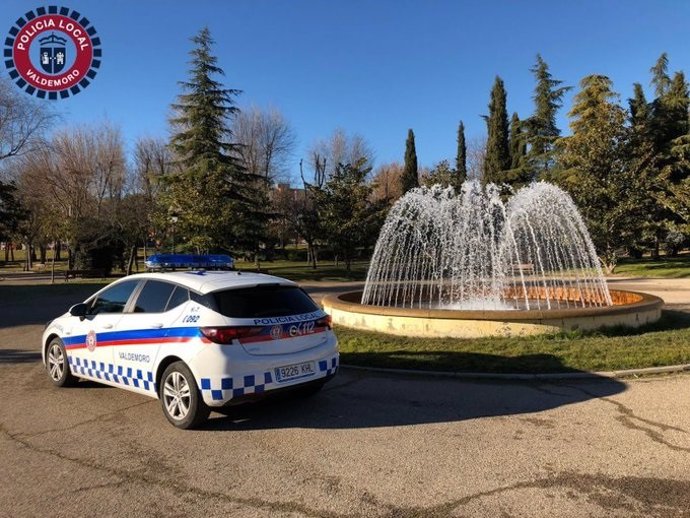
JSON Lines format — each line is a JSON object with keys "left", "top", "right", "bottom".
{"left": 42, "top": 270, "right": 338, "bottom": 429}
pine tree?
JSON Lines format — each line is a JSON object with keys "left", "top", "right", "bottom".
{"left": 645, "top": 57, "right": 690, "bottom": 257}
{"left": 629, "top": 83, "right": 650, "bottom": 131}
{"left": 483, "top": 76, "right": 510, "bottom": 184}
{"left": 554, "top": 75, "right": 632, "bottom": 272}
{"left": 167, "top": 27, "right": 267, "bottom": 254}
{"left": 401, "top": 129, "right": 419, "bottom": 193}
{"left": 650, "top": 53, "right": 670, "bottom": 98}
{"left": 525, "top": 54, "right": 570, "bottom": 180}
{"left": 455, "top": 121, "right": 467, "bottom": 186}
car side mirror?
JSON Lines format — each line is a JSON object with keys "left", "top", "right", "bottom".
{"left": 69, "top": 303, "right": 88, "bottom": 321}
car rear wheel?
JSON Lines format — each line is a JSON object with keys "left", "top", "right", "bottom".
{"left": 160, "top": 362, "right": 209, "bottom": 429}
{"left": 47, "top": 338, "right": 78, "bottom": 387}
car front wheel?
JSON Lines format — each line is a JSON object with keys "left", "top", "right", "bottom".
{"left": 46, "top": 337, "right": 78, "bottom": 387}
{"left": 159, "top": 362, "right": 209, "bottom": 429}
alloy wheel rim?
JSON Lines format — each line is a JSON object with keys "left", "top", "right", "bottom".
{"left": 163, "top": 371, "right": 191, "bottom": 420}
{"left": 47, "top": 343, "right": 64, "bottom": 381}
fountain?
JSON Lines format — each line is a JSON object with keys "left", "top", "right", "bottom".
{"left": 322, "top": 181, "right": 662, "bottom": 338}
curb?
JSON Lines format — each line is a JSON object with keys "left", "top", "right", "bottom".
{"left": 339, "top": 363, "right": 690, "bottom": 381}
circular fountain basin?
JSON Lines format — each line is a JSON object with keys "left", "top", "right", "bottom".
{"left": 322, "top": 289, "right": 663, "bottom": 338}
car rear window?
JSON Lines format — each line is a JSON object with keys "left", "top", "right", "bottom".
{"left": 211, "top": 285, "right": 319, "bottom": 318}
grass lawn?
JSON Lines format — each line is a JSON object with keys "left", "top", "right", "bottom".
{"left": 614, "top": 255, "right": 690, "bottom": 278}
{"left": 334, "top": 310, "right": 690, "bottom": 374}
{"left": 235, "top": 260, "right": 369, "bottom": 282}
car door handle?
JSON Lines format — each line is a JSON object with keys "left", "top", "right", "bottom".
{"left": 102, "top": 323, "right": 113, "bottom": 329}
{"left": 151, "top": 323, "right": 164, "bottom": 329}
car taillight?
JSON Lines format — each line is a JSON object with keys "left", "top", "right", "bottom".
{"left": 315, "top": 314, "right": 332, "bottom": 329}
{"left": 200, "top": 326, "right": 263, "bottom": 344}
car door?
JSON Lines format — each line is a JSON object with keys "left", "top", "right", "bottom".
{"left": 111, "top": 280, "right": 190, "bottom": 394}
{"left": 66, "top": 279, "right": 141, "bottom": 383}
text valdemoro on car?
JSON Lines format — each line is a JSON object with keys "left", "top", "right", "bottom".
{"left": 42, "top": 265, "right": 338, "bottom": 429}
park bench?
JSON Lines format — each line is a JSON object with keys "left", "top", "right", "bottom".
{"left": 509, "top": 263, "right": 535, "bottom": 276}
{"left": 64, "top": 269, "right": 106, "bottom": 281}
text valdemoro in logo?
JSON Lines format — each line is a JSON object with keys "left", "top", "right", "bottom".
{"left": 4, "top": 6, "right": 101, "bottom": 99}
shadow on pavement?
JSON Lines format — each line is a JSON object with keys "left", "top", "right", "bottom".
{"left": 0, "top": 348, "right": 41, "bottom": 363}
{"left": 202, "top": 363, "right": 627, "bottom": 431}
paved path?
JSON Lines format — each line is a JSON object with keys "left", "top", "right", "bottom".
{"left": 1, "top": 277, "right": 690, "bottom": 517}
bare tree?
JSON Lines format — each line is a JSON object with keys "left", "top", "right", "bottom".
{"left": 0, "top": 78, "right": 55, "bottom": 162}
{"left": 232, "top": 106, "right": 296, "bottom": 183}
{"left": 309, "top": 128, "right": 374, "bottom": 179}
{"left": 370, "top": 162, "right": 404, "bottom": 203}
{"left": 467, "top": 136, "right": 487, "bottom": 181}
{"left": 17, "top": 123, "right": 126, "bottom": 270}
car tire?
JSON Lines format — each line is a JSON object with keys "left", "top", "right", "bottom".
{"left": 159, "top": 362, "right": 209, "bottom": 429}
{"left": 46, "top": 337, "right": 78, "bottom": 387}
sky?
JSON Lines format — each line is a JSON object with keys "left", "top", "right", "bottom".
{"left": 2, "top": 0, "right": 689, "bottom": 183}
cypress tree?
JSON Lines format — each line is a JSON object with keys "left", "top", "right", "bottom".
{"left": 455, "top": 121, "right": 467, "bottom": 186}
{"left": 525, "top": 54, "right": 570, "bottom": 180}
{"left": 401, "top": 129, "right": 419, "bottom": 193}
{"left": 509, "top": 112, "right": 526, "bottom": 170}
{"left": 483, "top": 76, "right": 510, "bottom": 184}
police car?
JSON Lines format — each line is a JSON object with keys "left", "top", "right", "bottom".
{"left": 42, "top": 268, "right": 338, "bottom": 429}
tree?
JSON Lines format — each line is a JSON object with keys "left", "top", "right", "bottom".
{"left": 525, "top": 55, "right": 570, "bottom": 179}
{"left": 455, "top": 121, "right": 467, "bottom": 186}
{"left": 168, "top": 27, "right": 267, "bottom": 254}
{"left": 0, "top": 181, "right": 25, "bottom": 251}
{"left": 315, "top": 159, "right": 384, "bottom": 270}
{"left": 554, "top": 75, "right": 632, "bottom": 273}
{"left": 370, "top": 162, "right": 404, "bottom": 203}
{"left": 650, "top": 53, "right": 671, "bottom": 98}
{"left": 421, "top": 160, "right": 454, "bottom": 188}
{"left": 503, "top": 112, "right": 530, "bottom": 189}
{"left": 629, "top": 55, "right": 690, "bottom": 258}
{"left": 309, "top": 128, "right": 374, "bottom": 180}
{"left": 232, "top": 105, "right": 296, "bottom": 183}
{"left": 16, "top": 123, "right": 127, "bottom": 273}
{"left": 401, "top": 129, "right": 419, "bottom": 193}
{"left": 483, "top": 76, "right": 510, "bottom": 184}
{"left": 0, "top": 77, "right": 55, "bottom": 162}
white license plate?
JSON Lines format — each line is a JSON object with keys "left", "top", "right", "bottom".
{"left": 275, "top": 361, "right": 315, "bottom": 383}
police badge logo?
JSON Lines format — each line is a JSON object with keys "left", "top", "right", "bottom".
{"left": 270, "top": 325, "right": 283, "bottom": 340}
{"left": 4, "top": 6, "right": 101, "bottom": 99}
{"left": 86, "top": 330, "right": 97, "bottom": 352}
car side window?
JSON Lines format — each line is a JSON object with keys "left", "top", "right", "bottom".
{"left": 132, "top": 280, "right": 176, "bottom": 313}
{"left": 165, "top": 286, "right": 190, "bottom": 311}
{"left": 89, "top": 280, "right": 139, "bottom": 315}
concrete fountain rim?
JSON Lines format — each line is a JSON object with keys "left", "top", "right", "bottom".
{"left": 322, "top": 289, "right": 664, "bottom": 321}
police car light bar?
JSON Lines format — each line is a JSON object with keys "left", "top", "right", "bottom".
{"left": 145, "top": 254, "right": 235, "bottom": 271}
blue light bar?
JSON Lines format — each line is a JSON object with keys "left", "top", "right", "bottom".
{"left": 145, "top": 254, "right": 235, "bottom": 271}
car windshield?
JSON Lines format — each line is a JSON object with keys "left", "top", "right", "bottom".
{"left": 210, "top": 285, "right": 319, "bottom": 318}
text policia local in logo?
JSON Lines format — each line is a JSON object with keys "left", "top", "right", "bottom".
{"left": 15, "top": 17, "right": 90, "bottom": 52}
{"left": 5, "top": 7, "right": 102, "bottom": 99}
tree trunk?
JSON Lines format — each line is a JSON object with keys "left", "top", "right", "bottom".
{"left": 55, "top": 240, "right": 61, "bottom": 261}
{"left": 652, "top": 235, "right": 660, "bottom": 260}
{"left": 126, "top": 245, "right": 137, "bottom": 276}
{"left": 51, "top": 241, "right": 56, "bottom": 284}
{"left": 25, "top": 242, "right": 33, "bottom": 271}
{"left": 39, "top": 245, "right": 47, "bottom": 264}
